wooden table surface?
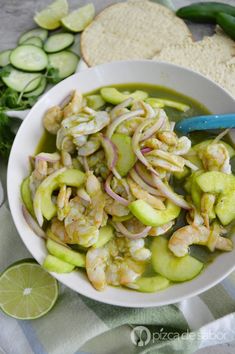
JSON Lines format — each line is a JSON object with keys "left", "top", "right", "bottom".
{"left": 0, "top": 1, "right": 235, "bottom": 353}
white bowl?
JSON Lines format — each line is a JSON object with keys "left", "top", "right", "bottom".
{"left": 8, "top": 60, "right": 235, "bottom": 307}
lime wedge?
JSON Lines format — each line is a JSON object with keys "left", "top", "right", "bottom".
{"left": 61, "top": 3, "right": 95, "bottom": 32}
{"left": 34, "top": 0, "right": 69, "bottom": 30}
{"left": 0, "top": 261, "right": 58, "bottom": 320}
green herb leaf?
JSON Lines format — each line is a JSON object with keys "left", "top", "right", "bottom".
{"left": 46, "top": 67, "right": 61, "bottom": 84}
{"left": 0, "top": 65, "right": 12, "bottom": 78}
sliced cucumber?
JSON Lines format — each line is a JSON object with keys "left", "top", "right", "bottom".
{"left": 0, "top": 49, "right": 12, "bottom": 67}
{"left": 191, "top": 170, "right": 203, "bottom": 209}
{"left": 46, "top": 239, "right": 85, "bottom": 267}
{"left": 174, "top": 166, "right": 190, "bottom": 180}
{"left": 100, "top": 87, "right": 148, "bottom": 105}
{"left": 21, "top": 177, "right": 34, "bottom": 215}
{"left": 196, "top": 171, "right": 235, "bottom": 194}
{"left": 24, "top": 77, "right": 47, "bottom": 98}
{"left": 10, "top": 45, "right": 48, "bottom": 72}
{"left": 2, "top": 68, "right": 42, "bottom": 92}
{"left": 111, "top": 133, "right": 136, "bottom": 177}
{"left": 93, "top": 225, "right": 114, "bottom": 248}
{"left": 43, "top": 255, "right": 75, "bottom": 273}
{"left": 151, "top": 98, "right": 190, "bottom": 112}
{"left": 129, "top": 275, "right": 170, "bottom": 293}
{"left": 193, "top": 140, "right": 235, "bottom": 158}
{"left": 44, "top": 33, "right": 74, "bottom": 53}
{"left": 68, "top": 34, "right": 80, "bottom": 55}
{"left": 21, "top": 36, "right": 43, "bottom": 48}
{"left": 48, "top": 51, "right": 78, "bottom": 80}
{"left": 86, "top": 94, "right": 105, "bottom": 110}
{"left": 18, "top": 28, "right": 48, "bottom": 44}
{"left": 215, "top": 190, "right": 235, "bottom": 225}
{"left": 151, "top": 237, "right": 204, "bottom": 282}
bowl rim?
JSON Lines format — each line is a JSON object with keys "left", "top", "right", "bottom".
{"left": 7, "top": 59, "right": 235, "bottom": 307}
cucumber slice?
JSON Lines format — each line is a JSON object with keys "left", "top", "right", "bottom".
{"left": 111, "top": 133, "right": 136, "bottom": 177}
{"left": 2, "top": 68, "right": 42, "bottom": 92}
{"left": 129, "top": 275, "right": 170, "bottom": 293}
{"left": 68, "top": 34, "right": 80, "bottom": 55}
{"left": 43, "top": 255, "right": 75, "bottom": 273}
{"left": 196, "top": 171, "right": 235, "bottom": 194}
{"left": 10, "top": 45, "right": 48, "bottom": 72}
{"left": 46, "top": 239, "right": 85, "bottom": 267}
{"left": 34, "top": 0, "right": 69, "bottom": 30}
{"left": 174, "top": 166, "right": 190, "bottom": 180}
{"left": 21, "top": 177, "right": 34, "bottom": 215}
{"left": 193, "top": 140, "right": 235, "bottom": 158}
{"left": 151, "top": 237, "right": 204, "bottom": 282}
{"left": 24, "top": 77, "right": 47, "bottom": 98}
{"left": 21, "top": 36, "right": 43, "bottom": 48}
{"left": 100, "top": 87, "right": 148, "bottom": 105}
{"left": 44, "top": 33, "right": 74, "bottom": 53}
{"left": 151, "top": 98, "right": 190, "bottom": 112}
{"left": 0, "top": 49, "right": 12, "bottom": 67}
{"left": 86, "top": 94, "right": 105, "bottom": 110}
{"left": 145, "top": 98, "right": 164, "bottom": 108}
{"left": 93, "top": 225, "right": 114, "bottom": 248}
{"left": 48, "top": 51, "right": 78, "bottom": 80}
{"left": 61, "top": 3, "right": 95, "bottom": 32}
{"left": 215, "top": 190, "right": 235, "bottom": 225}
{"left": 191, "top": 170, "right": 203, "bottom": 209}
{"left": 18, "top": 28, "right": 48, "bottom": 44}
{"left": 129, "top": 199, "right": 180, "bottom": 227}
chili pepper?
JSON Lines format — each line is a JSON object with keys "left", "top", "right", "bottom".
{"left": 176, "top": 2, "right": 235, "bottom": 23}
{"left": 216, "top": 12, "right": 235, "bottom": 41}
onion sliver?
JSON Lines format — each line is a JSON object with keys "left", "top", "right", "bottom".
{"left": 22, "top": 205, "right": 46, "bottom": 239}
{"left": 110, "top": 97, "right": 133, "bottom": 121}
{"left": 35, "top": 152, "right": 60, "bottom": 163}
{"left": 101, "top": 136, "right": 121, "bottom": 179}
{"left": 115, "top": 222, "right": 151, "bottom": 239}
{"left": 106, "top": 109, "right": 144, "bottom": 139}
{"left": 140, "top": 113, "right": 166, "bottom": 141}
{"left": 151, "top": 174, "right": 191, "bottom": 210}
{"left": 130, "top": 168, "right": 163, "bottom": 197}
{"left": 105, "top": 174, "right": 129, "bottom": 206}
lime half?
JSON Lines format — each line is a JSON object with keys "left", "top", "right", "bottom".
{"left": 61, "top": 3, "right": 95, "bottom": 32}
{"left": 0, "top": 261, "right": 58, "bottom": 320}
{"left": 34, "top": 0, "right": 69, "bottom": 30}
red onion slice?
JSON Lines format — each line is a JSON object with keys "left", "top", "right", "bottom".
{"left": 101, "top": 136, "right": 121, "bottom": 179}
{"left": 135, "top": 163, "right": 156, "bottom": 188}
{"left": 141, "top": 147, "right": 152, "bottom": 154}
{"left": 106, "top": 109, "right": 144, "bottom": 139}
{"left": 22, "top": 205, "right": 46, "bottom": 239}
{"left": 105, "top": 174, "right": 129, "bottom": 206}
{"left": 35, "top": 152, "right": 61, "bottom": 163}
{"left": 140, "top": 112, "right": 166, "bottom": 141}
{"left": 115, "top": 222, "right": 151, "bottom": 239}
{"left": 130, "top": 168, "right": 163, "bottom": 197}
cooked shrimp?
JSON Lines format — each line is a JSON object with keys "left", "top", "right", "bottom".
{"left": 63, "top": 91, "right": 84, "bottom": 118}
{"left": 105, "top": 194, "right": 129, "bottom": 217}
{"left": 86, "top": 247, "right": 109, "bottom": 291}
{"left": 77, "top": 135, "right": 101, "bottom": 156}
{"left": 198, "top": 143, "right": 231, "bottom": 174}
{"left": 200, "top": 193, "right": 216, "bottom": 228}
{"left": 149, "top": 221, "right": 174, "bottom": 236}
{"left": 43, "top": 106, "right": 63, "bottom": 135}
{"left": 147, "top": 150, "right": 185, "bottom": 172}
{"left": 57, "top": 185, "right": 71, "bottom": 221}
{"left": 168, "top": 225, "right": 210, "bottom": 257}
{"left": 157, "top": 131, "right": 178, "bottom": 146}
{"left": 207, "top": 222, "right": 233, "bottom": 252}
{"left": 170, "top": 136, "right": 191, "bottom": 155}
{"left": 127, "top": 177, "right": 165, "bottom": 210}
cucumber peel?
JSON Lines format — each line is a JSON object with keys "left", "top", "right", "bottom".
{"left": 111, "top": 133, "right": 136, "bottom": 176}
{"left": 43, "top": 255, "right": 75, "bottom": 273}
{"left": 93, "top": 225, "right": 114, "bottom": 248}
{"left": 21, "top": 176, "right": 34, "bottom": 215}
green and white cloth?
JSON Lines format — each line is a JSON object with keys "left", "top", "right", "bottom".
{"left": 0, "top": 203, "right": 235, "bottom": 354}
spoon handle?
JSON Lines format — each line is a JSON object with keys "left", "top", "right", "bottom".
{"left": 175, "top": 114, "right": 235, "bottom": 134}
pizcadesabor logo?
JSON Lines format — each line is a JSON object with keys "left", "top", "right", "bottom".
{"left": 130, "top": 326, "right": 151, "bottom": 347}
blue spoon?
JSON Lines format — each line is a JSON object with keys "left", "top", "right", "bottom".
{"left": 175, "top": 113, "right": 235, "bottom": 134}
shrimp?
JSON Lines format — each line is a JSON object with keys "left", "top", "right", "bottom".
{"left": 50, "top": 217, "right": 69, "bottom": 243}
{"left": 149, "top": 221, "right": 174, "bottom": 236}
{"left": 86, "top": 237, "right": 150, "bottom": 290}
{"left": 105, "top": 195, "right": 130, "bottom": 217}
{"left": 64, "top": 172, "right": 105, "bottom": 247}
{"left": 29, "top": 159, "right": 48, "bottom": 196}
{"left": 140, "top": 137, "right": 163, "bottom": 150}
{"left": 170, "top": 136, "right": 191, "bottom": 155}
{"left": 127, "top": 177, "right": 165, "bottom": 210}
{"left": 207, "top": 222, "right": 233, "bottom": 252}
{"left": 198, "top": 143, "right": 231, "bottom": 174}
{"left": 168, "top": 225, "right": 210, "bottom": 257}
{"left": 200, "top": 193, "right": 216, "bottom": 228}
{"left": 43, "top": 106, "right": 63, "bottom": 135}
{"left": 157, "top": 131, "right": 178, "bottom": 146}
{"left": 63, "top": 91, "right": 84, "bottom": 118}
{"left": 116, "top": 117, "right": 144, "bottom": 136}
{"left": 77, "top": 135, "right": 101, "bottom": 156}
{"left": 57, "top": 185, "right": 72, "bottom": 221}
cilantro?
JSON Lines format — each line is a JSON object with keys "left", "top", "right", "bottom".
{"left": 0, "top": 65, "right": 11, "bottom": 78}
{"left": 0, "top": 111, "right": 15, "bottom": 158}
{"left": 46, "top": 67, "right": 61, "bottom": 84}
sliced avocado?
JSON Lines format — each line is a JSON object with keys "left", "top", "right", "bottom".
{"left": 86, "top": 94, "right": 105, "bottom": 110}
{"left": 129, "top": 199, "right": 180, "bottom": 227}
{"left": 100, "top": 87, "right": 148, "bottom": 105}
{"left": 93, "top": 225, "right": 114, "bottom": 248}
{"left": 43, "top": 255, "right": 75, "bottom": 273}
{"left": 151, "top": 237, "right": 204, "bottom": 282}
{"left": 196, "top": 171, "right": 235, "bottom": 194}
{"left": 21, "top": 176, "right": 34, "bottom": 215}
{"left": 46, "top": 238, "right": 85, "bottom": 267}
{"left": 215, "top": 190, "right": 235, "bottom": 225}
{"left": 111, "top": 133, "right": 136, "bottom": 176}
{"left": 193, "top": 140, "right": 235, "bottom": 158}
{"left": 34, "top": 168, "right": 85, "bottom": 221}
{"left": 130, "top": 275, "right": 170, "bottom": 293}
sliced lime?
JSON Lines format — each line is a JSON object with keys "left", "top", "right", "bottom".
{"left": 34, "top": 0, "right": 69, "bottom": 30}
{"left": 61, "top": 3, "right": 95, "bottom": 32}
{"left": 0, "top": 261, "right": 58, "bottom": 320}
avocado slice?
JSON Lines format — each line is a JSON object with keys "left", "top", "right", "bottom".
{"left": 34, "top": 168, "right": 85, "bottom": 221}
{"left": 129, "top": 199, "right": 180, "bottom": 227}
{"left": 151, "top": 237, "right": 203, "bottom": 282}
{"left": 21, "top": 176, "right": 34, "bottom": 215}
{"left": 196, "top": 171, "right": 235, "bottom": 194}
{"left": 93, "top": 225, "right": 114, "bottom": 248}
{"left": 100, "top": 87, "right": 148, "bottom": 105}
{"left": 111, "top": 133, "right": 136, "bottom": 176}
{"left": 193, "top": 140, "right": 235, "bottom": 158}
{"left": 215, "top": 190, "right": 235, "bottom": 225}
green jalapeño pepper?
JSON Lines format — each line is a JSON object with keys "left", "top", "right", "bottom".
{"left": 176, "top": 2, "right": 235, "bottom": 23}
{"left": 216, "top": 12, "right": 235, "bottom": 40}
